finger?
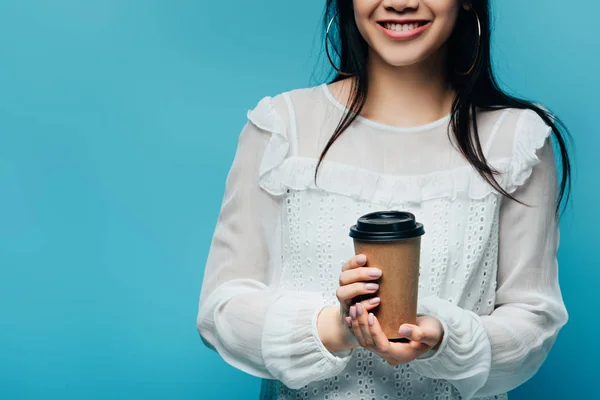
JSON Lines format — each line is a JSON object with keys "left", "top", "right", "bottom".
{"left": 416, "top": 316, "right": 445, "bottom": 348}
{"left": 367, "top": 313, "right": 391, "bottom": 354}
{"left": 399, "top": 324, "right": 438, "bottom": 348}
{"left": 361, "top": 296, "right": 381, "bottom": 312}
{"left": 336, "top": 282, "right": 379, "bottom": 303}
{"left": 345, "top": 316, "right": 353, "bottom": 329}
{"left": 400, "top": 317, "right": 443, "bottom": 348}
{"left": 349, "top": 305, "right": 366, "bottom": 346}
{"left": 341, "top": 254, "right": 368, "bottom": 272}
{"left": 339, "top": 266, "right": 382, "bottom": 286}
{"left": 355, "top": 303, "right": 374, "bottom": 347}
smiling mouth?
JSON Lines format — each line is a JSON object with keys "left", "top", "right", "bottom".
{"left": 378, "top": 21, "right": 429, "bottom": 32}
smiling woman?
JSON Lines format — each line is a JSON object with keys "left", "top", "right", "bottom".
{"left": 196, "top": 1, "right": 572, "bottom": 399}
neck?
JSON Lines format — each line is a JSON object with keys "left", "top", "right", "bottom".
{"left": 361, "top": 47, "right": 455, "bottom": 127}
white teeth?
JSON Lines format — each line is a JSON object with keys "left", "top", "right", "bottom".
{"left": 384, "top": 22, "right": 422, "bottom": 32}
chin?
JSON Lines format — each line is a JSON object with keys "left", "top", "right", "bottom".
{"left": 377, "top": 52, "right": 430, "bottom": 68}
{"left": 370, "top": 41, "right": 444, "bottom": 69}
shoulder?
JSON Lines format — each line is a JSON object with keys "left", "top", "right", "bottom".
{"left": 477, "top": 106, "right": 552, "bottom": 157}
{"left": 248, "top": 85, "right": 325, "bottom": 115}
{"left": 243, "top": 85, "right": 326, "bottom": 196}
{"left": 246, "top": 84, "right": 329, "bottom": 142}
{"left": 478, "top": 106, "right": 552, "bottom": 135}
{"left": 478, "top": 105, "right": 555, "bottom": 193}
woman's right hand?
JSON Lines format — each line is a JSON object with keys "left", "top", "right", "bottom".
{"left": 317, "top": 254, "right": 382, "bottom": 353}
{"left": 337, "top": 254, "right": 382, "bottom": 327}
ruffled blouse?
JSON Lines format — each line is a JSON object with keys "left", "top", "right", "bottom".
{"left": 196, "top": 83, "right": 568, "bottom": 400}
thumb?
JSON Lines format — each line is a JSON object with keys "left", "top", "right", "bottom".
{"left": 415, "top": 316, "right": 444, "bottom": 348}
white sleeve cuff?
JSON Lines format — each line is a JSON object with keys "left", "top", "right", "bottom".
{"left": 410, "top": 296, "right": 492, "bottom": 400}
{"left": 261, "top": 291, "right": 354, "bottom": 389}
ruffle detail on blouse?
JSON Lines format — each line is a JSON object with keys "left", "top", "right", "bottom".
{"left": 261, "top": 157, "right": 514, "bottom": 205}
{"left": 501, "top": 108, "right": 553, "bottom": 194}
{"left": 248, "top": 98, "right": 552, "bottom": 205}
{"left": 247, "top": 95, "right": 290, "bottom": 196}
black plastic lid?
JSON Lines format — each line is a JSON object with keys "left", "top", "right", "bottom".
{"left": 349, "top": 211, "right": 425, "bottom": 242}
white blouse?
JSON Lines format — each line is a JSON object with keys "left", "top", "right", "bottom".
{"left": 196, "top": 83, "right": 568, "bottom": 400}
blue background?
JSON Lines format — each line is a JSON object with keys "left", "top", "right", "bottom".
{"left": 0, "top": 0, "right": 597, "bottom": 399}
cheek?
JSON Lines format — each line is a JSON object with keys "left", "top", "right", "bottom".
{"left": 429, "top": 0, "right": 461, "bottom": 35}
{"left": 353, "top": 0, "right": 379, "bottom": 27}
{"left": 421, "top": 5, "right": 460, "bottom": 50}
{"left": 353, "top": 0, "right": 379, "bottom": 13}
{"left": 353, "top": 1, "right": 378, "bottom": 46}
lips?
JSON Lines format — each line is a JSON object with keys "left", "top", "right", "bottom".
{"left": 376, "top": 20, "right": 432, "bottom": 39}
{"left": 378, "top": 21, "right": 429, "bottom": 32}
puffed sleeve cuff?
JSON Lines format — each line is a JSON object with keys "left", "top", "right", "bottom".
{"left": 261, "top": 291, "right": 354, "bottom": 389}
{"left": 410, "top": 296, "right": 492, "bottom": 400}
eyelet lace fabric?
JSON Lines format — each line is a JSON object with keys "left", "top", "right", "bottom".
{"left": 197, "top": 85, "right": 568, "bottom": 400}
{"left": 269, "top": 189, "right": 505, "bottom": 400}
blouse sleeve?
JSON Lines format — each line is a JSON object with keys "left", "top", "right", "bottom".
{"left": 409, "top": 112, "right": 569, "bottom": 399}
{"left": 196, "top": 95, "right": 353, "bottom": 390}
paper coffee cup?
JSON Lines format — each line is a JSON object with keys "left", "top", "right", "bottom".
{"left": 349, "top": 211, "right": 425, "bottom": 342}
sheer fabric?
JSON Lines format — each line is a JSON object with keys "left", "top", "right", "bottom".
{"left": 196, "top": 84, "right": 568, "bottom": 400}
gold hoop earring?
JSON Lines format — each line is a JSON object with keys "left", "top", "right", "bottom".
{"left": 325, "top": 12, "right": 353, "bottom": 77}
{"left": 457, "top": 9, "right": 482, "bottom": 76}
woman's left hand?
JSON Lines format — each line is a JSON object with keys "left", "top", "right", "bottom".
{"left": 345, "top": 303, "right": 444, "bottom": 366}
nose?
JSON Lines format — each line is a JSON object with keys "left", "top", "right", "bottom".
{"left": 381, "top": 0, "right": 419, "bottom": 13}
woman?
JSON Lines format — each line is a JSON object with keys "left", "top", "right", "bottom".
{"left": 196, "top": 0, "right": 572, "bottom": 399}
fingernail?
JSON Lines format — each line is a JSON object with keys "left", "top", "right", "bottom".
{"left": 367, "top": 269, "right": 382, "bottom": 278}
{"left": 365, "top": 283, "right": 379, "bottom": 291}
{"left": 349, "top": 306, "right": 356, "bottom": 319}
{"left": 368, "top": 313, "right": 374, "bottom": 327}
{"left": 346, "top": 317, "right": 352, "bottom": 328}
{"left": 356, "top": 303, "right": 363, "bottom": 316}
{"left": 356, "top": 254, "right": 367, "bottom": 264}
{"left": 369, "top": 297, "right": 381, "bottom": 305}
{"left": 400, "top": 325, "right": 412, "bottom": 336}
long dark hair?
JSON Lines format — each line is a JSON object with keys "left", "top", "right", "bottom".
{"left": 316, "top": 0, "right": 572, "bottom": 215}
